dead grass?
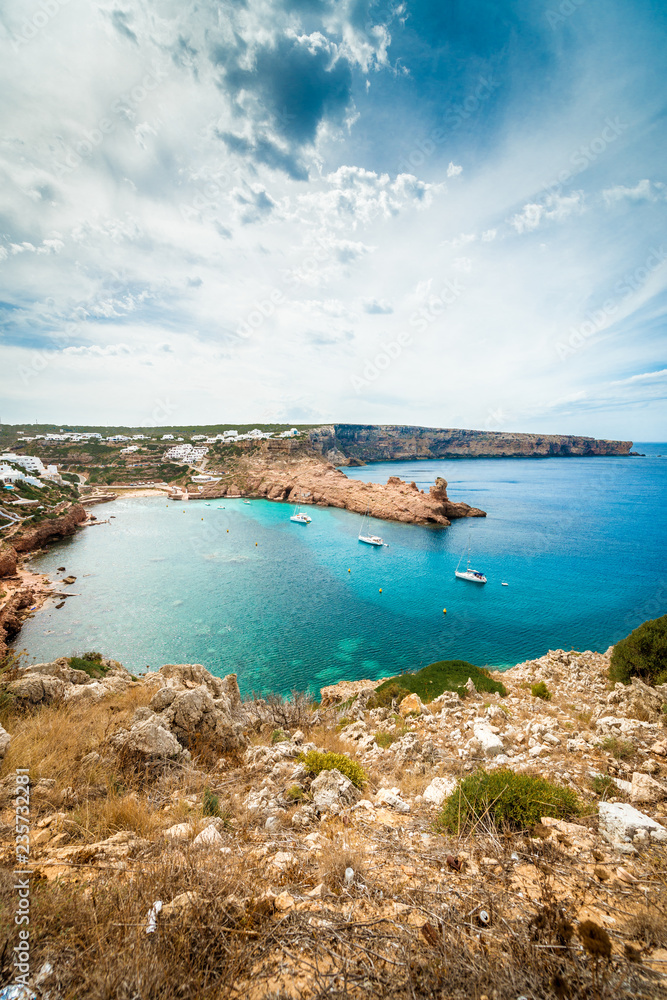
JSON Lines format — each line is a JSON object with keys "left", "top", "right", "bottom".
{"left": 0, "top": 683, "right": 153, "bottom": 788}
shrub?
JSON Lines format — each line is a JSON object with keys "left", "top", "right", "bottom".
{"left": 590, "top": 774, "right": 620, "bottom": 799}
{"left": 374, "top": 732, "right": 396, "bottom": 749}
{"left": 298, "top": 750, "right": 366, "bottom": 789}
{"left": 601, "top": 736, "right": 634, "bottom": 760}
{"left": 609, "top": 614, "right": 667, "bottom": 686}
{"left": 369, "top": 660, "right": 506, "bottom": 708}
{"left": 438, "top": 769, "right": 580, "bottom": 834}
{"left": 271, "top": 728, "right": 288, "bottom": 744}
{"left": 69, "top": 652, "right": 109, "bottom": 679}
{"left": 202, "top": 787, "right": 221, "bottom": 817}
{"left": 531, "top": 681, "right": 552, "bottom": 701}
{"left": 286, "top": 784, "right": 305, "bottom": 802}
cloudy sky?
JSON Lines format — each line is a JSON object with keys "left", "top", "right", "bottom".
{"left": 0, "top": 0, "right": 665, "bottom": 438}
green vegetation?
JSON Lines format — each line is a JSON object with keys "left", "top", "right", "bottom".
{"left": 590, "top": 774, "right": 621, "bottom": 799}
{"left": 369, "top": 660, "right": 506, "bottom": 709}
{"left": 601, "top": 736, "right": 635, "bottom": 760}
{"left": 68, "top": 652, "right": 110, "bottom": 679}
{"left": 202, "top": 787, "right": 221, "bottom": 817}
{"left": 286, "top": 785, "right": 306, "bottom": 802}
{"left": 271, "top": 728, "right": 289, "bottom": 744}
{"left": 438, "top": 769, "right": 580, "bottom": 833}
{"left": 531, "top": 681, "right": 552, "bottom": 701}
{"left": 609, "top": 615, "right": 667, "bottom": 686}
{"left": 374, "top": 732, "right": 397, "bottom": 749}
{"left": 298, "top": 750, "right": 366, "bottom": 789}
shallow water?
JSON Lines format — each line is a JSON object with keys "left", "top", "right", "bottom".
{"left": 15, "top": 445, "right": 667, "bottom": 695}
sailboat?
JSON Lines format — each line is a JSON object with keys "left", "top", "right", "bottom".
{"left": 455, "top": 537, "right": 487, "bottom": 583}
{"left": 358, "top": 509, "right": 385, "bottom": 546}
{"left": 290, "top": 503, "right": 311, "bottom": 524}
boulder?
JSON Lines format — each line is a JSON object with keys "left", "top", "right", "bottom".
{"left": 192, "top": 825, "right": 224, "bottom": 849}
{"left": 310, "top": 768, "right": 360, "bottom": 814}
{"left": 473, "top": 724, "right": 504, "bottom": 758}
{"left": 0, "top": 724, "right": 10, "bottom": 760}
{"left": 599, "top": 801, "right": 667, "bottom": 846}
{"left": 0, "top": 543, "right": 17, "bottom": 578}
{"left": 110, "top": 720, "right": 186, "bottom": 762}
{"left": 6, "top": 674, "right": 66, "bottom": 704}
{"left": 606, "top": 678, "right": 666, "bottom": 721}
{"left": 161, "top": 891, "right": 204, "bottom": 918}
{"left": 422, "top": 776, "right": 457, "bottom": 806}
{"left": 375, "top": 787, "right": 410, "bottom": 813}
{"left": 398, "top": 693, "right": 424, "bottom": 718}
{"left": 630, "top": 772, "right": 667, "bottom": 804}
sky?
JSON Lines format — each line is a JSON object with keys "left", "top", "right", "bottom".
{"left": 0, "top": 0, "right": 666, "bottom": 439}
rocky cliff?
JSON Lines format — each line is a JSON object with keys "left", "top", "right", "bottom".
{"left": 199, "top": 461, "right": 485, "bottom": 525}
{"left": 8, "top": 502, "right": 87, "bottom": 554}
{"left": 308, "top": 424, "right": 633, "bottom": 463}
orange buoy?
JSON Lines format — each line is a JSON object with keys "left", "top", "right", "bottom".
{"left": 255, "top": 542, "right": 258, "bottom": 546}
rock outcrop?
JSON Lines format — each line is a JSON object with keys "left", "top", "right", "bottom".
{"left": 0, "top": 543, "right": 17, "bottom": 578}
{"left": 9, "top": 503, "right": 87, "bottom": 554}
{"left": 200, "top": 460, "right": 485, "bottom": 526}
{"left": 308, "top": 424, "right": 633, "bottom": 462}
{"left": 0, "top": 586, "right": 37, "bottom": 659}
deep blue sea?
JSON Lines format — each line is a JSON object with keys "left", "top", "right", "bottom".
{"left": 14, "top": 445, "right": 667, "bottom": 696}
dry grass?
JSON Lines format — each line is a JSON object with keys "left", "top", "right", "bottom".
{"left": 0, "top": 684, "right": 153, "bottom": 786}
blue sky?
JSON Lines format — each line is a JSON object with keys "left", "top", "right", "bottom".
{"left": 0, "top": 0, "right": 666, "bottom": 438}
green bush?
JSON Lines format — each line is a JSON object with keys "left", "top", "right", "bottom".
{"left": 590, "top": 774, "right": 621, "bottom": 799}
{"left": 374, "top": 732, "right": 397, "bottom": 749}
{"left": 438, "top": 769, "right": 580, "bottom": 834}
{"left": 531, "top": 681, "right": 552, "bottom": 701}
{"left": 202, "top": 787, "right": 221, "bottom": 817}
{"left": 610, "top": 614, "right": 667, "bottom": 686}
{"left": 286, "top": 784, "right": 305, "bottom": 802}
{"left": 271, "top": 728, "right": 289, "bottom": 744}
{"left": 298, "top": 750, "right": 366, "bottom": 789}
{"left": 369, "top": 660, "right": 507, "bottom": 708}
{"left": 601, "top": 736, "right": 634, "bottom": 761}
{"left": 69, "top": 652, "right": 109, "bottom": 679}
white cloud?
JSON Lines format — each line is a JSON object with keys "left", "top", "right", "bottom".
{"left": 602, "top": 179, "right": 665, "bottom": 205}
{"left": 446, "top": 162, "right": 463, "bottom": 178}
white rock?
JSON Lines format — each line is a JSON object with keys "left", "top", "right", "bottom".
{"left": 599, "top": 801, "right": 667, "bottom": 845}
{"left": 164, "top": 822, "right": 193, "bottom": 841}
{"left": 528, "top": 744, "right": 550, "bottom": 758}
{"left": 422, "top": 776, "right": 457, "bottom": 806}
{"left": 376, "top": 787, "right": 410, "bottom": 813}
{"left": 310, "top": 768, "right": 360, "bottom": 814}
{"left": 192, "top": 825, "right": 224, "bottom": 849}
{"left": 630, "top": 772, "right": 667, "bottom": 804}
{"left": 0, "top": 725, "right": 10, "bottom": 760}
{"left": 473, "top": 724, "right": 504, "bottom": 758}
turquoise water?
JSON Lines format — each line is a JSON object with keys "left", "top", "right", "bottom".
{"left": 15, "top": 445, "right": 667, "bottom": 695}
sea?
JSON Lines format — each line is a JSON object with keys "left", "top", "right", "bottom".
{"left": 13, "top": 445, "right": 667, "bottom": 696}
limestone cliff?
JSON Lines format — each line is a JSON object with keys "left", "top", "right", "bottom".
{"left": 308, "top": 424, "right": 633, "bottom": 463}
{"left": 9, "top": 503, "right": 87, "bottom": 555}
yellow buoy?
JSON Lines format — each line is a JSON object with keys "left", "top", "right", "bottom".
{"left": 379, "top": 588, "right": 382, "bottom": 593}
{"left": 443, "top": 608, "right": 447, "bottom": 614}
{"left": 201, "top": 517, "right": 204, "bottom": 520}
{"left": 348, "top": 568, "right": 351, "bottom": 573}
{"left": 255, "top": 542, "right": 258, "bottom": 546}
{"left": 227, "top": 529, "right": 229, "bottom": 533}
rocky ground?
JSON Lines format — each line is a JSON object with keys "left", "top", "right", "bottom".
{"left": 0, "top": 649, "right": 666, "bottom": 998}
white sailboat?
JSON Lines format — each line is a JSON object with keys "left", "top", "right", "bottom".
{"left": 290, "top": 502, "right": 311, "bottom": 524}
{"left": 455, "top": 537, "right": 487, "bottom": 583}
{"left": 358, "top": 509, "right": 385, "bottom": 546}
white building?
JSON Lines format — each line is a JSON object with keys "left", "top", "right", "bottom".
{"left": 279, "top": 428, "right": 299, "bottom": 438}
{"left": 121, "top": 445, "right": 140, "bottom": 454}
{"left": 191, "top": 434, "right": 207, "bottom": 441}
{"left": 0, "top": 453, "right": 45, "bottom": 475}
{"left": 163, "top": 444, "right": 208, "bottom": 464}
{"left": 107, "top": 435, "right": 130, "bottom": 442}
{"left": 132, "top": 434, "right": 147, "bottom": 440}
{"left": 162, "top": 434, "right": 175, "bottom": 440}
{"left": 0, "top": 464, "right": 23, "bottom": 483}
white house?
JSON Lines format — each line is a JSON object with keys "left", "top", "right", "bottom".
{"left": 0, "top": 464, "right": 23, "bottom": 483}
{"left": 0, "top": 453, "right": 45, "bottom": 475}
{"left": 161, "top": 434, "right": 175, "bottom": 440}
{"left": 121, "top": 445, "right": 140, "bottom": 454}
{"left": 163, "top": 444, "right": 208, "bottom": 464}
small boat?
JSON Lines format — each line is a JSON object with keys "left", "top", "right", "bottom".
{"left": 502, "top": 581, "right": 509, "bottom": 587}
{"left": 290, "top": 507, "right": 312, "bottom": 524}
{"left": 358, "top": 509, "right": 385, "bottom": 546}
{"left": 217, "top": 505, "right": 225, "bottom": 509}
{"left": 204, "top": 503, "right": 211, "bottom": 506}
{"left": 243, "top": 500, "right": 251, "bottom": 505}
{"left": 454, "top": 537, "right": 487, "bottom": 584}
